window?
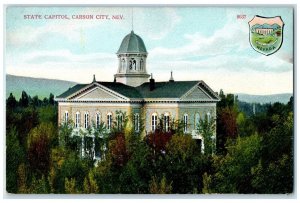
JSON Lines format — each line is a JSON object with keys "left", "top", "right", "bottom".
{"left": 207, "top": 112, "right": 211, "bottom": 122}
{"left": 140, "top": 59, "right": 143, "bottom": 70}
{"left": 84, "top": 112, "right": 89, "bottom": 129}
{"left": 117, "top": 114, "right": 123, "bottom": 130}
{"left": 75, "top": 112, "right": 80, "bottom": 128}
{"left": 121, "top": 58, "right": 125, "bottom": 70}
{"left": 107, "top": 113, "right": 112, "bottom": 130}
{"left": 164, "top": 113, "right": 170, "bottom": 132}
{"left": 129, "top": 58, "right": 136, "bottom": 70}
{"left": 134, "top": 113, "right": 140, "bottom": 132}
{"left": 195, "top": 113, "right": 200, "bottom": 130}
{"left": 96, "top": 113, "right": 101, "bottom": 128}
{"left": 151, "top": 113, "right": 158, "bottom": 131}
{"left": 183, "top": 114, "right": 188, "bottom": 133}
{"left": 64, "top": 111, "right": 69, "bottom": 123}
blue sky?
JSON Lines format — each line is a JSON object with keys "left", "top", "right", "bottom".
{"left": 5, "top": 6, "right": 293, "bottom": 94}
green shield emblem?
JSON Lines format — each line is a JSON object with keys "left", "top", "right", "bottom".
{"left": 249, "top": 15, "right": 284, "bottom": 56}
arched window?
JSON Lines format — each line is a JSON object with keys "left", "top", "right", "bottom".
{"left": 133, "top": 59, "right": 136, "bottom": 70}
{"left": 140, "top": 59, "right": 143, "bottom": 70}
{"left": 121, "top": 58, "right": 125, "bottom": 71}
{"left": 129, "top": 60, "right": 133, "bottom": 70}
{"left": 151, "top": 113, "right": 158, "bottom": 131}
{"left": 183, "top": 113, "right": 188, "bottom": 133}
{"left": 134, "top": 113, "right": 140, "bottom": 132}
{"left": 84, "top": 112, "right": 89, "bottom": 129}
{"left": 96, "top": 112, "right": 101, "bottom": 128}
{"left": 75, "top": 112, "right": 80, "bottom": 128}
{"left": 129, "top": 58, "right": 136, "bottom": 70}
{"left": 195, "top": 113, "right": 200, "bottom": 130}
{"left": 207, "top": 112, "right": 211, "bottom": 122}
{"left": 117, "top": 114, "right": 123, "bottom": 130}
{"left": 164, "top": 112, "right": 170, "bottom": 132}
{"left": 107, "top": 113, "right": 112, "bottom": 130}
{"left": 64, "top": 111, "right": 69, "bottom": 123}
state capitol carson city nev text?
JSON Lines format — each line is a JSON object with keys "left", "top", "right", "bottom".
{"left": 23, "top": 14, "right": 117, "bottom": 20}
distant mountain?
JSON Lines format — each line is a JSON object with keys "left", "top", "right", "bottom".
{"left": 237, "top": 93, "right": 293, "bottom": 104}
{"left": 6, "top": 74, "right": 293, "bottom": 104}
{"left": 6, "top": 74, "right": 77, "bottom": 99}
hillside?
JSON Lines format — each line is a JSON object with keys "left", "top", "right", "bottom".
{"left": 6, "top": 74, "right": 77, "bottom": 99}
{"left": 6, "top": 74, "right": 293, "bottom": 104}
{"left": 236, "top": 93, "right": 293, "bottom": 104}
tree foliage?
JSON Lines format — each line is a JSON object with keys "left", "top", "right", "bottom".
{"left": 6, "top": 91, "right": 294, "bottom": 194}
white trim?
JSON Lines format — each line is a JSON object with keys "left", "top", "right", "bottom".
{"left": 65, "top": 82, "right": 130, "bottom": 101}
{"left": 74, "top": 84, "right": 129, "bottom": 101}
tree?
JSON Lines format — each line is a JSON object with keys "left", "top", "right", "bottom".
{"left": 209, "top": 133, "right": 262, "bottom": 193}
{"left": 149, "top": 175, "right": 172, "bottom": 194}
{"left": 6, "top": 127, "right": 25, "bottom": 193}
{"left": 55, "top": 153, "right": 90, "bottom": 193}
{"left": 19, "top": 91, "right": 29, "bottom": 107}
{"left": 197, "top": 116, "right": 216, "bottom": 155}
{"left": 17, "top": 163, "right": 28, "bottom": 193}
{"left": 217, "top": 106, "right": 238, "bottom": 154}
{"left": 146, "top": 130, "right": 172, "bottom": 155}
{"left": 28, "top": 176, "right": 50, "bottom": 194}
{"left": 165, "top": 135, "right": 208, "bottom": 193}
{"left": 27, "top": 123, "right": 57, "bottom": 176}
{"left": 49, "top": 93, "right": 55, "bottom": 106}
{"left": 7, "top": 93, "right": 17, "bottom": 110}
{"left": 31, "top": 95, "right": 41, "bottom": 107}
{"left": 118, "top": 141, "right": 152, "bottom": 193}
{"left": 109, "top": 132, "right": 129, "bottom": 167}
{"left": 251, "top": 112, "right": 293, "bottom": 193}
{"left": 83, "top": 170, "right": 99, "bottom": 193}
{"left": 65, "top": 178, "right": 78, "bottom": 194}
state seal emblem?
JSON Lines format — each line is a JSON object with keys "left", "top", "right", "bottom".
{"left": 248, "top": 15, "right": 284, "bottom": 56}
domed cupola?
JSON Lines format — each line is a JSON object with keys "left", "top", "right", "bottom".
{"left": 117, "top": 31, "right": 147, "bottom": 54}
{"left": 115, "top": 31, "right": 150, "bottom": 87}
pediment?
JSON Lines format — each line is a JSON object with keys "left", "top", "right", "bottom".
{"left": 181, "top": 86, "right": 212, "bottom": 100}
{"left": 72, "top": 86, "right": 128, "bottom": 101}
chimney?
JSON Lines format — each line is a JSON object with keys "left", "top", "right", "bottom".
{"left": 149, "top": 73, "right": 155, "bottom": 91}
{"left": 169, "top": 71, "right": 174, "bottom": 82}
{"left": 93, "top": 74, "right": 96, "bottom": 83}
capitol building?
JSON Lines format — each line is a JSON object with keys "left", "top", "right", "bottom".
{"left": 55, "top": 30, "right": 220, "bottom": 155}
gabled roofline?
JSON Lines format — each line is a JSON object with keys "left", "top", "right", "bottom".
{"left": 179, "top": 81, "right": 220, "bottom": 101}
{"left": 65, "top": 82, "right": 131, "bottom": 101}
{"left": 199, "top": 80, "right": 221, "bottom": 101}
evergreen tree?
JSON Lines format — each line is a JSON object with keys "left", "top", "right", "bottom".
{"left": 49, "top": 93, "right": 55, "bottom": 106}
{"left": 19, "top": 91, "right": 29, "bottom": 107}
{"left": 7, "top": 93, "right": 17, "bottom": 110}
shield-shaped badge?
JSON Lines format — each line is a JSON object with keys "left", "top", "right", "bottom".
{"left": 248, "top": 15, "right": 284, "bottom": 56}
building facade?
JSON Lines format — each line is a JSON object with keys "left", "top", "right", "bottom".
{"left": 55, "top": 30, "right": 220, "bottom": 154}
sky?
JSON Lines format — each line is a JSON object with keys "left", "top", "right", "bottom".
{"left": 5, "top": 6, "right": 294, "bottom": 95}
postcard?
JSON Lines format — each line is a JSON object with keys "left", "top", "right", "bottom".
{"left": 5, "top": 5, "right": 294, "bottom": 196}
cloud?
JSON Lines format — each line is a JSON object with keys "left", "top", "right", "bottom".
{"left": 20, "top": 50, "right": 115, "bottom": 64}
{"left": 134, "top": 8, "right": 181, "bottom": 40}
{"left": 6, "top": 49, "right": 117, "bottom": 83}
{"left": 6, "top": 7, "right": 181, "bottom": 49}
{"left": 148, "top": 19, "right": 249, "bottom": 61}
